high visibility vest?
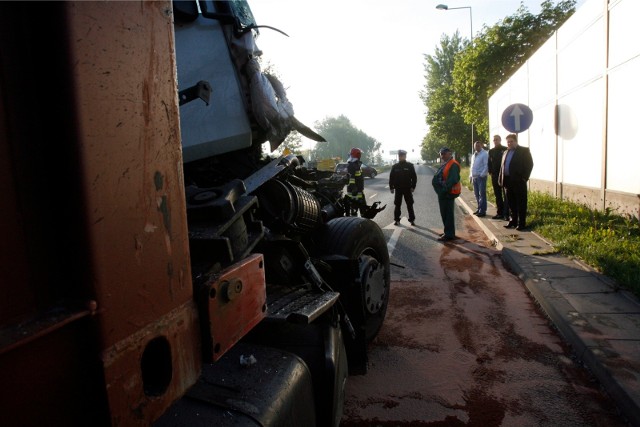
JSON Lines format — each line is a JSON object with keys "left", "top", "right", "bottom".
{"left": 443, "top": 159, "right": 461, "bottom": 196}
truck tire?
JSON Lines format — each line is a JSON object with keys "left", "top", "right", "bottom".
{"left": 315, "top": 216, "right": 390, "bottom": 343}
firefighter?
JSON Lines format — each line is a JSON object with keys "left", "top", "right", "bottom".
{"left": 389, "top": 149, "right": 417, "bottom": 225}
{"left": 346, "top": 147, "right": 365, "bottom": 215}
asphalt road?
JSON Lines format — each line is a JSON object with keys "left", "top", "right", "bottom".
{"left": 339, "top": 165, "right": 627, "bottom": 426}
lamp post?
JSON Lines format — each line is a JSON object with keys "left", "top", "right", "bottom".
{"left": 435, "top": 4, "right": 473, "bottom": 42}
{"left": 436, "top": 4, "right": 474, "bottom": 157}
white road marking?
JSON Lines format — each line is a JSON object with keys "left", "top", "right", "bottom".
{"left": 368, "top": 193, "right": 377, "bottom": 200}
{"left": 383, "top": 221, "right": 403, "bottom": 257}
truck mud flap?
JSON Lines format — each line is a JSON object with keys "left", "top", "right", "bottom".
{"left": 154, "top": 342, "right": 316, "bottom": 427}
{"left": 244, "top": 320, "right": 348, "bottom": 427}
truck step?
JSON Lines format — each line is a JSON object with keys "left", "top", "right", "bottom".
{"left": 266, "top": 285, "right": 339, "bottom": 324}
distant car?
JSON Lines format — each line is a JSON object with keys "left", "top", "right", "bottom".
{"left": 334, "top": 162, "right": 378, "bottom": 178}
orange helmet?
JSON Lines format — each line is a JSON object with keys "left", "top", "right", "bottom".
{"left": 348, "top": 147, "right": 362, "bottom": 162}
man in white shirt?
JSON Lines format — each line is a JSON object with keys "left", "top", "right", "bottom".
{"left": 470, "top": 141, "right": 489, "bottom": 217}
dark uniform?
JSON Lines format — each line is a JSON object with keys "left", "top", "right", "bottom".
{"left": 347, "top": 159, "right": 364, "bottom": 202}
{"left": 389, "top": 152, "right": 417, "bottom": 224}
{"left": 346, "top": 147, "right": 366, "bottom": 216}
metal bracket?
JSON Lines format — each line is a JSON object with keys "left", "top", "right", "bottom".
{"left": 179, "top": 80, "right": 212, "bottom": 106}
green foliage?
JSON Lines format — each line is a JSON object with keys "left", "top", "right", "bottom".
{"left": 313, "top": 115, "right": 381, "bottom": 164}
{"left": 451, "top": 0, "right": 576, "bottom": 139}
{"left": 527, "top": 193, "right": 640, "bottom": 297}
{"left": 421, "top": 32, "right": 470, "bottom": 162}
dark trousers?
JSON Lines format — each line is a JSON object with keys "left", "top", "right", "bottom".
{"left": 504, "top": 176, "right": 528, "bottom": 226}
{"left": 438, "top": 196, "right": 455, "bottom": 237}
{"left": 491, "top": 173, "right": 507, "bottom": 216}
{"left": 394, "top": 188, "right": 415, "bottom": 221}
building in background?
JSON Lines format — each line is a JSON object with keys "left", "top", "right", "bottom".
{"left": 489, "top": 0, "right": 640, "bottom": 219}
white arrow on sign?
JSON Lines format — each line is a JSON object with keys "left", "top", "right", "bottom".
{"left": 510, "top": 104, "right": 524, "bottom": 131}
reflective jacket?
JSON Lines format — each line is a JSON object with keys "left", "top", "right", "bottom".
{"left": 432, "top": 158, "right": 461, "bottom": 198}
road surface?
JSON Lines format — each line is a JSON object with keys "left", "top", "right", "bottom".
{"left": 339, "top": 165, "right": 626, "bottom": 426}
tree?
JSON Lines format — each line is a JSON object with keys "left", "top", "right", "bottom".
{"left": 313, "top": 115, "right": 381, "bottom": 164}
{"left": 421, "top": 132, "right": 442, "bottom": 163}
{"left": 265, "top": 130, "right": 303, "bottom": 157}
{"left": 374, "top": 151, "right": 384, "bottom": 166}
{"left": 420, "top": 32, "right": 470, "bottom": 162}
{"left": 452, "top": 0, "right": 576, "bottom": 139}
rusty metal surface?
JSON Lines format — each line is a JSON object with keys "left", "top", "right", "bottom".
{"left": 68, "top": 0, "right": 193, "bottom": 346}
{"left": 65, "top": 2, "right": 201, "bottom": 424}
{"left": 206, "top": 253, "right": 267, "bottom": 361}
{"left": 101, "top": 301, "right": 201, "bottom": 426}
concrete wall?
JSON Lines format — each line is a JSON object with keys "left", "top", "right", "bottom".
{"left": 488, "top": 0, "right": 640, "bottom": 219}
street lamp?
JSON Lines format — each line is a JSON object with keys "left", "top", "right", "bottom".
{"left": 436, "top": 4, "right": 474, "bottom": 156}
{"left": 435, "top": 4, "right": 473, "bottom": 42}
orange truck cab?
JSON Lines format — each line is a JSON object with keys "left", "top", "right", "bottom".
{"left": 0, "top": 2, "right": 389, "bottom": 426}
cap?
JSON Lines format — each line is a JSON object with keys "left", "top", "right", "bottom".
{"left": 398, "top": 150, "right": 407, "bottom": 155}
{"left": 439, "top": 147, "right": 451, "bottom": 154}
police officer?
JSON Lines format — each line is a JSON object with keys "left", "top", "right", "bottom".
{"left": 389, "top": 149, "right": 417, "bottom": 225}
{"left": 346, "top": 147, "right": 365, "bottom": 215}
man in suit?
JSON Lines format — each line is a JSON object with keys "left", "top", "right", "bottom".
{"left": 499, "top": 133, "right": 534, "bottom": 231}
{"left": 488, "top": 135, "right": 508, "bottom": 220}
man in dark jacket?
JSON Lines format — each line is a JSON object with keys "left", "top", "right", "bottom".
{"left": 389, "top": 150, "right": 417, "bottom": 225}
{"left": 488, "top": 135, "right": 508, "bottom": 219}
{"left": 499, "top": 133, "right": 534, "bottom": 231}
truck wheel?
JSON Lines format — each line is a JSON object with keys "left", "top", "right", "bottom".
{"left": 316, "top": 216, "right": 390, "bottom": 343}
{"left": 370, "top": 171, "right": 376, "bottom": 178}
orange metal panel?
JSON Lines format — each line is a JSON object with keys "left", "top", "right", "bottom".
{"left": 206, "top": 254, "right": 267, "bottom": 361}
{"left": 67, "top": 1, "right": 193, "bottom": 346}
{"left": 64, "top": 2, "right": 201, "bottom": 424}
{"left": 101, "top": 302, "right": 201, "bottom": 425}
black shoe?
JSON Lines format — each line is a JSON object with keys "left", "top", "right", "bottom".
{"left": 516, "top": 225, "right": 527, "bottom": 231}
{"left": 394, "top": 221, "right": 400, "bottom": 226}
{"left": 410, "top": 221, "right": 415, "bottom": 226}
{"left": 504, "top": 222, "right": 517, "bottom": 229}
{"left": 476, "top": 213, "right": 486, "bottom": 217}
{"left": 491, "top": 214, "right": 503, "bottom": 219}
{"left": 437, "top": 235, "right": 456, "bottom": 242}
{"left": 504, "top": 216, "right": 510, "bottom": 221}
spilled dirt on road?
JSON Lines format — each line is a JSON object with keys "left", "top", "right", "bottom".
{"left": 340, "top": 218, "right": 625, "bottom": 426}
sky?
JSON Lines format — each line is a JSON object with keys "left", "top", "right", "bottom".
{"left": 248, "top": 0, "right": 586, "bottom": 162}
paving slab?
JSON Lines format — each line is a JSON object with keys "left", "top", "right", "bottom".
{"left": 564, "top": 292, "right": 640, "bottom": 315}
{"left": 550, "top": 276, "right": 614, "bottom": 294}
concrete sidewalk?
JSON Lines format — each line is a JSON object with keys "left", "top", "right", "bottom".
{"left": 457, "top": 186, "right": 640, "bottom": 426}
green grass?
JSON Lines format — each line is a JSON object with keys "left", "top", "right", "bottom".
{"left": 460, "top": 167, "right": 640, "bottom": 297}
{"left": 527, "top": 192, "right": 640, "bottom": 296}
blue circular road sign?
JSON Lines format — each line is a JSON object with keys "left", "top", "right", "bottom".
{"left": 501, "top": 103, "right": 533, "bottom": 133}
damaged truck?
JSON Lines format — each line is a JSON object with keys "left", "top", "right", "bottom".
{"left": 0, "top": 1, "right": 389, "bottom": 426}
